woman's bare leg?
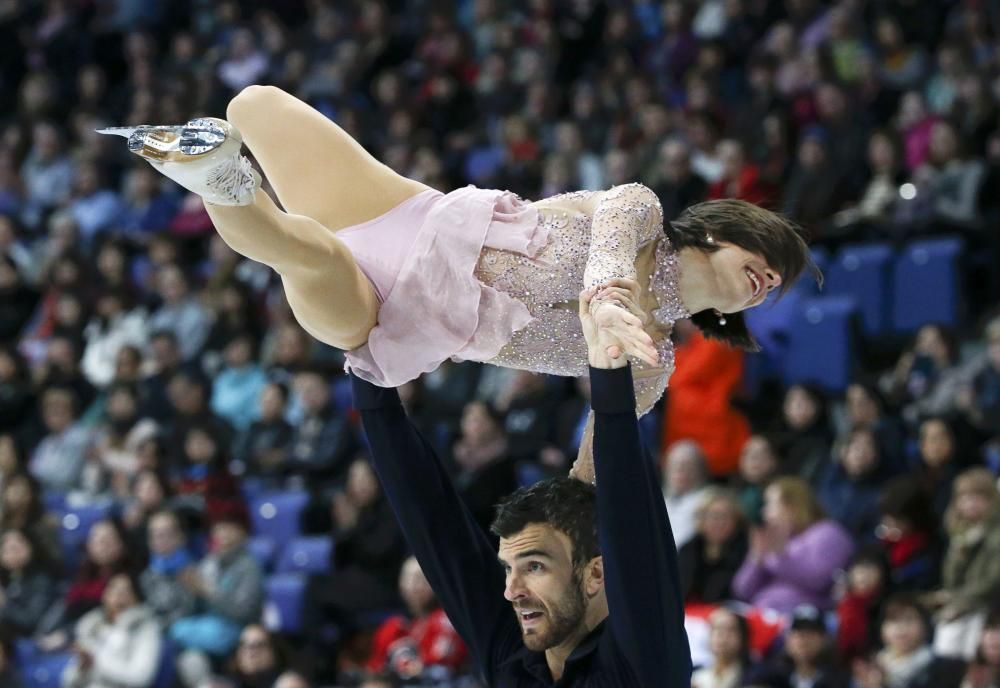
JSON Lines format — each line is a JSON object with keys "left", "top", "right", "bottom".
{"left": 226, "top": 84, "right": 430, "bottom": 230}
{"left": 205, "top": 192, "right": 378, "bottom": 350}
{"left": 203, "top": 85, "right": 431, "bottom": 349}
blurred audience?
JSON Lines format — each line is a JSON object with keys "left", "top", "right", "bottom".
{"left": 0, "top": 1, "right": 996, "bottom": 684}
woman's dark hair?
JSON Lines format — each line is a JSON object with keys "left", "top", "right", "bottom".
{"left": 667, "top": 198, "right": 821, "bottom": 351}
{"left": 879, "top": 476, "right": 938, "bottom": 535}
{"left": 491, "top": 477, "right": 598, "bottom": 568}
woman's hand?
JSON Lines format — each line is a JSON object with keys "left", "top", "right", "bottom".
{"left": 593, "top": 277, "right": 652, "bottom": 326}
{"left": 581, "top": 284, "right": 659, "bottom": 367}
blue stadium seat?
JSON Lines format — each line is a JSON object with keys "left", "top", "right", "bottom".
{"left": 825, "top": 243, "right": 894, "bottom": 336}
{"left": 264, "top": 573, "right": 307, "bottom": 634}
{"left": 892, "top": 238, "right": 964, "bottom": 333}
{"left": 782, "top": 297, "right": 859, "bottom": 393}
{"left": 23, "top": 651, "right": 73, "bottom": 688}
{"left": 276, "top": 536, "right": 333, "bottom": 575}
{"left": 247, "top": 536, "right": 277, "bottom": 571}
{"left": 250, "top": 491, "right": 309, "bottom": 542}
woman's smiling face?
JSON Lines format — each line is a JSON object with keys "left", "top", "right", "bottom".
{"left": 707, "top": 241, "right": 783, "bottom": 313}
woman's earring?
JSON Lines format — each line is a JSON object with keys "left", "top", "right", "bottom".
{"left": 706, "top": 233, "right": 715, "bottom": 244}
{"left": 715, "top": 309, "right": 727, "bottom": 326}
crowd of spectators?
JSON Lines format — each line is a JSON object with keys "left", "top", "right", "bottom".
{"left": 0, "top": 0, "right": 999, "bottom": 686}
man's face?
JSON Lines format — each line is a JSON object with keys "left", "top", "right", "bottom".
{"left": 499, "top": 523, "right": 589, "bottom": 652}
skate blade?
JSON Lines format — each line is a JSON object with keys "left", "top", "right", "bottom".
{"left": 98, "top": 121, "right": 230, "bottom": 161}
{"left": 95, "top": 126, "right": 140, "bottom": 138}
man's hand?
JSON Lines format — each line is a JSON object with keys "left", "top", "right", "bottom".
{"left": 579, "top": 285, "right": 658, "bottom": 369}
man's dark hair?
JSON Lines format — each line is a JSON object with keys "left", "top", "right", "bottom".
{"left": 491, "top": 477, "right": 599, "bottom": 568}
{"left": 667, "top": 198, "right": 821, "bottom": 351}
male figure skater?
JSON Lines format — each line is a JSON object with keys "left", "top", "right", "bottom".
{"left": 350, "top": 286, "right": 692, "bottom": 686}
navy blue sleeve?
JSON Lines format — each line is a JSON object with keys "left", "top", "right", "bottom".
{"left": 589, "top": 365, "right": 692, "bottom": 688}
{"left": 351, "top": 375, "right": 517, "bottom": 681}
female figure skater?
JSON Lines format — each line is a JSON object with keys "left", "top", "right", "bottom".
{"left": 100, "top": 86, "right": 815, "bottom": 480}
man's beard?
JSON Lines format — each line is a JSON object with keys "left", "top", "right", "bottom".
{"left": 519, "top": 572, "right": 587, "bottom": 652}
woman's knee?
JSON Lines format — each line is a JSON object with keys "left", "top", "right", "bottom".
{"left": 226, "top": 84, "right": 288, "bottom": 128}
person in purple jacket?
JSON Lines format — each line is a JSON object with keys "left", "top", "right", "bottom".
{"left": 733, "top": 477, "right": 855, "bottom": 615}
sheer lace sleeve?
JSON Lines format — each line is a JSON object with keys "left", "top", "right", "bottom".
{"left": 583, "top": 183, "right": 664, "bottom": 289}
{"left": 634, "top": 367, "right": 669, "bottom": 417}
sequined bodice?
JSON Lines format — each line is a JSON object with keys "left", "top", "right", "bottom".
{"left": 474, "top": 184, "right": 690, "bottom": 415}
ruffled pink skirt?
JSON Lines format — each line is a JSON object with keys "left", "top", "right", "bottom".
{"left": 338, "top": 186, "right": 545, "bottom": 387}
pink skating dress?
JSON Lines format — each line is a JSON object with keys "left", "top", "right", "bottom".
{"left": 337, "top": 182, "right": 690, "bottom": 415}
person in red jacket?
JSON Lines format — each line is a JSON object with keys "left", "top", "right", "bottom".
{"left": 661, "top": 321, "right": 751, "bottom": 476}
{"left": 366, "top": 556, "right": 468, "bottom": 680}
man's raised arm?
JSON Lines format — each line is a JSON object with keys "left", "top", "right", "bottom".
{"left": 581, "top": 287, "right": 692, "bottom": 687}
{"left": 351, "top": 378, "right": 515, "bottom": 681}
